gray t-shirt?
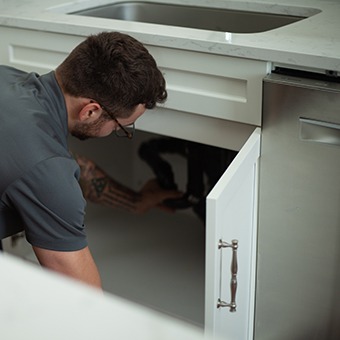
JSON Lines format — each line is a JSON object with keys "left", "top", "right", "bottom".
{"left": 0, "top": 66, "right": 87, "bottom": 251}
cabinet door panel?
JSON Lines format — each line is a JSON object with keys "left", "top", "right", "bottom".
{"left": 205, "top": 128, "right": 260, "bottom": 340}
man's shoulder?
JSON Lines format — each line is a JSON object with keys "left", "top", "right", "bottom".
{"left": 0, "top": 65, "right": 27, "bottom": 77}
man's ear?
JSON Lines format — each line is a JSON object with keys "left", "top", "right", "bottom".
{"left": 78, "top": 102, "right": 102, "bottom": 122}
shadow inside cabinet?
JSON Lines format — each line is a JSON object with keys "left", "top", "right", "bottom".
{"left": 85, "top": 204, "right": 206, "bottom": 326}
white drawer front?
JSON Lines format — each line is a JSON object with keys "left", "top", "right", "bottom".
{"left": 149, "top": 46, "right": 268, "bottom": 126}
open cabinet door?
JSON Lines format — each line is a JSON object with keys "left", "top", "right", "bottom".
{"left": 205, "top": 128, "right": 260, "bottom": 340}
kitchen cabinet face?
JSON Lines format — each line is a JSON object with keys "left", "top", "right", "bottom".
{"left": 0, "top": 27, "right": 265, "bottom": 339}
{"left": 66, "top": 125, "right": 260, "bottom": 340}
{"left": 67, "top": 128, "right": 260, "bottom": 339}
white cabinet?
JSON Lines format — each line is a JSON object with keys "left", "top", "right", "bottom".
{"left": 0, "top": 27, "right": 266, "bottom": 339}
{"left": 205, "top": 129, "right": 260, "bottom": 340}
{"left": 0, "top": 26, "right": 267, "bottom": 151}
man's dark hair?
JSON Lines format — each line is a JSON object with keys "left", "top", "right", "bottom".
{"left": 56, "top": 31, "right": 167, "bottom": 118}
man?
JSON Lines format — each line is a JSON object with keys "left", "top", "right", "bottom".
{"left": 0, "top": 32, "right": 180, "bottom": 289}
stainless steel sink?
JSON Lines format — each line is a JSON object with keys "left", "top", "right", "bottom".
{"left": 71, "top": 1, "right": 310, "bottom": 33}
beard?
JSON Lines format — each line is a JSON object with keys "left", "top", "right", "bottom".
{"left": 71, "top": 125, "right": 92, "bottom": 141}
{"left": 70, "top": 115, "right": 109, "bottom": 140}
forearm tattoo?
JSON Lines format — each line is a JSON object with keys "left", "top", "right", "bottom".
{"left": 75, "top": 154, "right": 141, "bottom": 213}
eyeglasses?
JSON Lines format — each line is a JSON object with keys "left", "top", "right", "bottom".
{"left": 97, "top": 101, "right": 135, "bottom": 139}
{"left": 112, "top": 117, "right": 135, "bottom": 139}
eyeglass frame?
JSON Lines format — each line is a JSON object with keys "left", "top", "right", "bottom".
{"left": 95, "top": 101, "right": 135, "bottom": 139}
{"left": 111, "top": 116, "right": 135, "bottom": 139}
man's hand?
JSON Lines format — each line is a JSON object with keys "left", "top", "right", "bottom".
{"left": 138, "top": 178, "right": 183, "bottom": 213}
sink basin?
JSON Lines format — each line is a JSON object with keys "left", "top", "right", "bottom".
{"left": 71, "top": 1, "right": 313, "bottom": 34}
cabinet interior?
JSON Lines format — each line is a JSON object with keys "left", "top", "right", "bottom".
{"left": 69, "top": 130, "right": 237, "bottom": 326}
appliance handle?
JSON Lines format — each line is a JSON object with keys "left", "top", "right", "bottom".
{"left": 299, "top": 118, "right": 340, "bottom": 147}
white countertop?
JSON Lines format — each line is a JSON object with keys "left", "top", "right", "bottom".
{"left": 0, "top": 0, "right": 339, "bottom": 72}
{"left": 0, "top": 253, "right": 205, "bottom": 340}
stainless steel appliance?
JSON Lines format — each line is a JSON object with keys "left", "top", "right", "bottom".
{"left": 256, "top": 71, "right": 340, "bottom": 339}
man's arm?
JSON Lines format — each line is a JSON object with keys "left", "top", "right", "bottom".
{"left": 33, "top": 245, "right": 102, "bottom": 289}
{"left": 75, "top": 154, "right": 182, "bottom": 214}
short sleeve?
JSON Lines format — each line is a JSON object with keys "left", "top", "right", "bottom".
{"left": 5, "top": 157, "right": 88, "bottom": 251}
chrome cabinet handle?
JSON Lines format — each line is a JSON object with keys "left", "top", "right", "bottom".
{"left": 217, "top": 239, "right": 238, "bottom": 312}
